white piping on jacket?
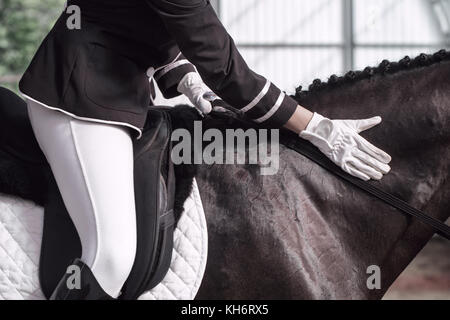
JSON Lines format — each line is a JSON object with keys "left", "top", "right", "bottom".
{"left": 241, "top": 79, "right": 271, "bottom": 113}
{"left": 20, "top": 92, "right": 144, "bottom": 140}
{"left": 254, "top": 92, "right": 285, "bottom": 124}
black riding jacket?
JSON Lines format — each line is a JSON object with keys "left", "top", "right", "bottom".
{"left": 19, "top": 0, "right": 298, "bottom": 137}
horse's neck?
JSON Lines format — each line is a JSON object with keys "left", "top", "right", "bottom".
{"left": 298, "top": 61, "right": 450, "bottom": 209}
{"left": 291, "top": 63, "right": 450, "bottom": 298}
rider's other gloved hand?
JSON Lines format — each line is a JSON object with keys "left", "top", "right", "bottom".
{"left": 177, "top": 72, "right": 213, "bottom": 115}
{"left": 299, "top": 113, "right": 392, "bottom": 181}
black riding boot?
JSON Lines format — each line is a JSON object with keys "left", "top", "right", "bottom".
{"left": 50, "top": 258, "right": 115, "bottom": 300}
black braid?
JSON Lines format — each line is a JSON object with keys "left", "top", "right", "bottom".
{"left": 295, "top": 49, "right": 450, "bottom": 99}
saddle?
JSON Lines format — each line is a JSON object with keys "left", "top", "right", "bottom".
{"left": 0, "top": 88, "right": 178, "bottom": 300}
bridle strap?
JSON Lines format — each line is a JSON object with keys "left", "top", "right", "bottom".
{"left": 210, "top": 100, "right": 450, "bottom": 241}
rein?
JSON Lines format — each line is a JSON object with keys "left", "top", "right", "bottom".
{"left": 209, "top": 100, "right": 450, "bottom": 241}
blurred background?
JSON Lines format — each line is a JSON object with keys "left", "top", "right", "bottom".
{"left": 213, "top": 0, "right": 450, "bottom": 92}
{"left": 0, "top": 0, "right": 449, "bottom": 299}
{"left": 0, "top": 0, "right": 62, "bottom": 91}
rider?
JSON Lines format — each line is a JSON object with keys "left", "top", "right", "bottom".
{"left": 19, "top": 0, "right": 392, "bottom": 299}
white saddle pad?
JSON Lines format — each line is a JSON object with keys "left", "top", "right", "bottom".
{"left": 0, "top": 179, "right": 208, "bottom": 300}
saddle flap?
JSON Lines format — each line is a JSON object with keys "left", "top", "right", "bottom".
{"left": 119, "top": 108, "right": 176, "bottom": 299}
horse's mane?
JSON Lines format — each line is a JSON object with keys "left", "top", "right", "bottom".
{"left": 295, "top": 49, "right": 450, "bottom": 100}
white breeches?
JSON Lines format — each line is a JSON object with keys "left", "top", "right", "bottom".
{"left": 26, "top": 100, "right": 137, "bottom": 298}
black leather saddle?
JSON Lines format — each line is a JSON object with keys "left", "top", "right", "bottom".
{"left": 0, "top": 87, "right": 178, "bottom": 300}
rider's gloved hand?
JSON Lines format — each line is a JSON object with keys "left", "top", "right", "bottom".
{"left": 177, "top": 72, "right": 213, "bottom": 115}
{"left": 299, "top": 113, "right": 392, "bottom": 181}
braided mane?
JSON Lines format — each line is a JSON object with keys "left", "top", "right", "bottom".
{"left": 295, "top": 49, "right": 450, "bottom": 100}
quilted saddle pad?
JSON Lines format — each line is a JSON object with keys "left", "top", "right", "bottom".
{"left": 0, "top": 179, "right": 208, "bottom": 300}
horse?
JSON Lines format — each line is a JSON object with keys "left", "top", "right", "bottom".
{"left": 0, "top": 50, "right": 449, "bottom": 300}
{"left": 193, "top": 50, "right": 450, "bottom": 299}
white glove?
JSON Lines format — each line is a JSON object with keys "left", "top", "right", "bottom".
{"left": 177, "top": 72, "right": 213, "bottom": 115}
{"left": 299, "top": 113, "right": 392, "bottom": 181}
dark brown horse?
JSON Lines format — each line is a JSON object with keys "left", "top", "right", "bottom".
{"left": 194, "top": 50, "right": 450, "bottom": 299}
{"left": 0, "top": 50, "right": 449, "bottom": 300}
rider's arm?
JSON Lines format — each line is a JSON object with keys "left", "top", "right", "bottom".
{"left": 146, "top": 0, "right": 299, "bottom": 128}
{"left": 151, "top": 52, "right": 213, "bottom": 114}
{"left": 152, "top": 53, "right": 197, "bottom": 99}
{"left": 146, "top": 0, "right": 392, "bottom": 181}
